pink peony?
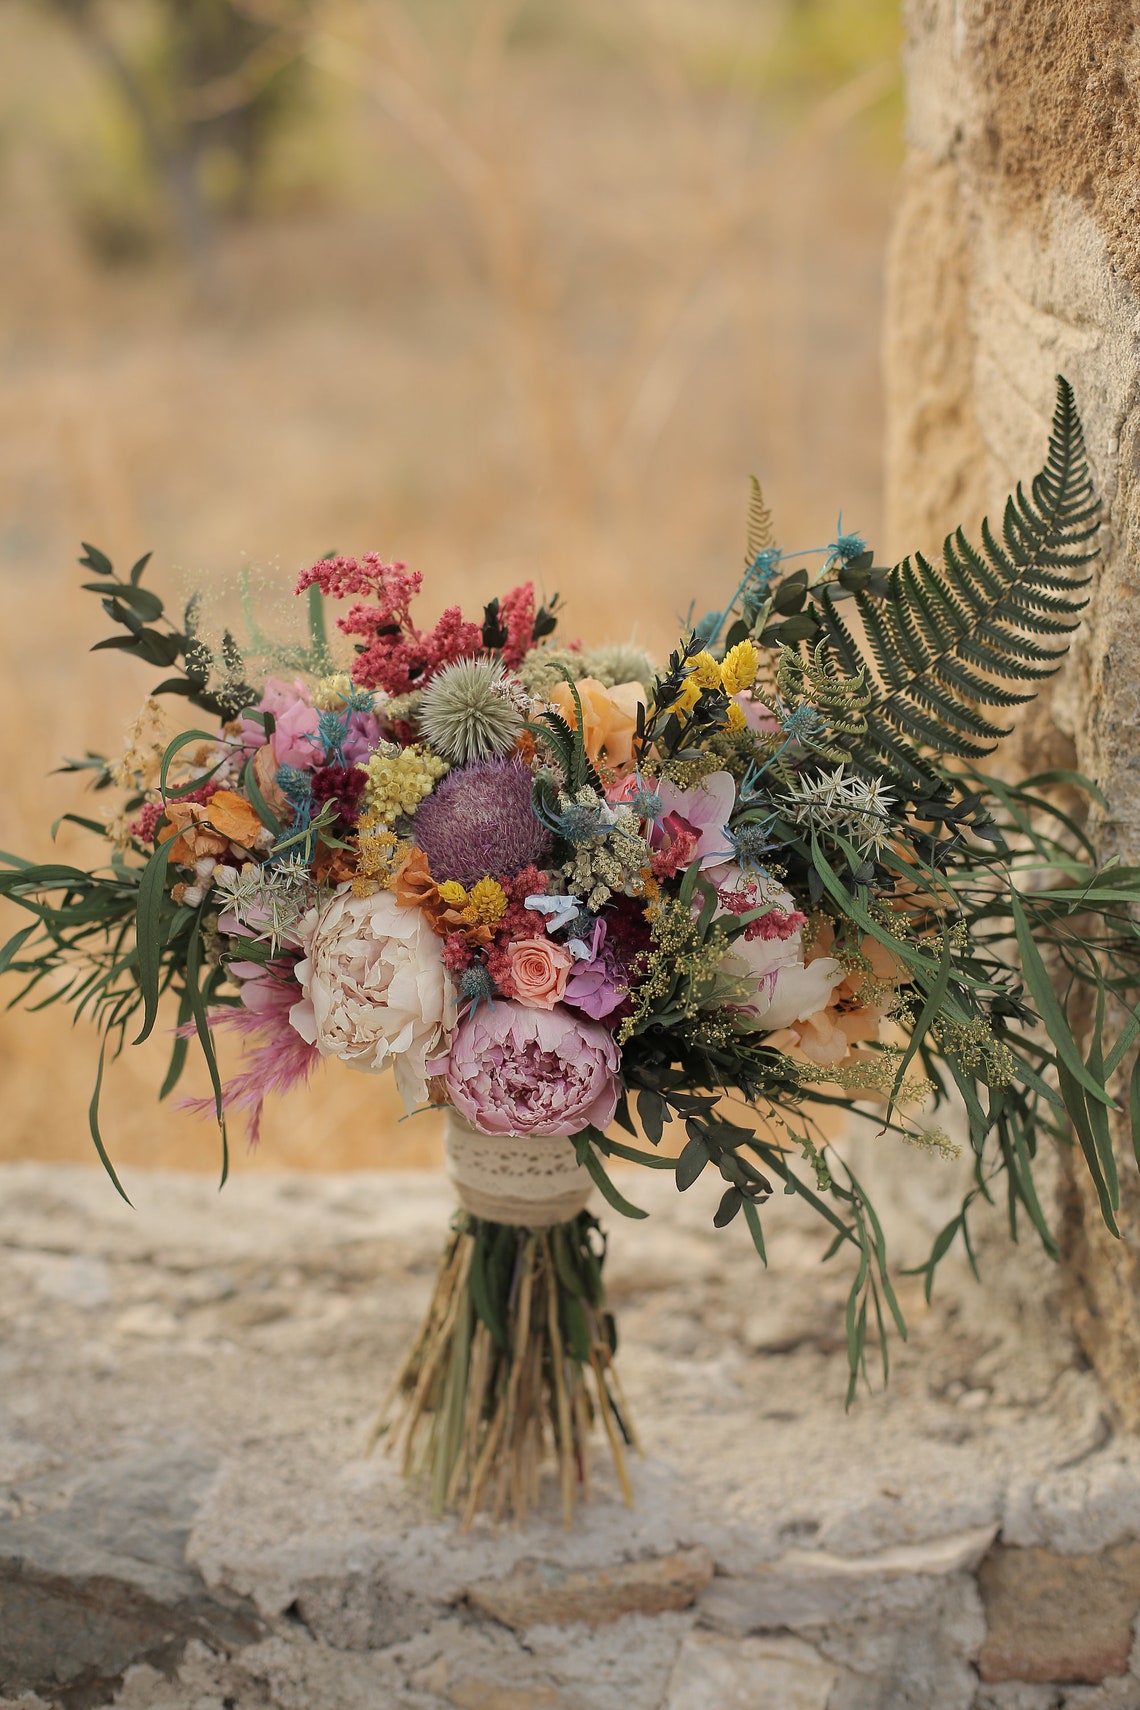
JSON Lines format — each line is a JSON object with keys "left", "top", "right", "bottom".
{"left": 445, "top": 1002, "right": 621, "bottom": 1136}
{"left": 238, "top": 677, "right": 321, "bottom": 770}
{"left": 505, "top": 936, "right": 573, "bottom": 1009}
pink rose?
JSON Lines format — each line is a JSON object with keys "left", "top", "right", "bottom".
{"left": 505, "top": 935, "right": 573, "bottom": 1008}
{"left": 445, "top": 1001, "right": 621, "bottom": 1136}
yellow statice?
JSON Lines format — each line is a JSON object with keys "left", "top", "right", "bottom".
{"left": 719, "top": 638, "right": 758, "bottom": 696}
{"left": 438, "top": 880, "right": 468, "bottom": 907}
{"left": 724, "top": 700, "right": 748, "bottom": 733}
{"left": 357, "top": 743, "right": 448, "bottom": 823}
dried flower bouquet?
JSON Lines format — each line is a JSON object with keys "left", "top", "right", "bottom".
{"left": 4, "top": 378, "right": 1139, "bottom": 1525}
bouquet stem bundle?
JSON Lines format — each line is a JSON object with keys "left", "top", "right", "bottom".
{"left": 381, "top": 1211, "right": 636, "bottom": 1527}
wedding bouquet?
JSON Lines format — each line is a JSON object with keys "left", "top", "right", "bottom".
{"left": 4, "top": 378, "right": 1138, "bottom": 1526}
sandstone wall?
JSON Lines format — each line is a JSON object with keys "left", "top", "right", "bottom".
{"left": 885, "top": 1, "right": 1140, "bottom": 1422}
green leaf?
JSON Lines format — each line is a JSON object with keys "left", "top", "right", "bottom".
{"left": 82, "top": 582, "right": 164, "bottom": 622}
{"left": 469, "top": 1230, "right": 508, "bottom": 1348}
{"left": 186, "top": 914, "right": 228, "bottom": 1188}
{"left": 1010, "top": 889, "right": 1116, "bottom": 1109}
{"left": 675, "top": 1133, "right": 710, "bottom": 1191}
{"left": 132, "top": 839, "right": 173, "bottom": 1045}
{"left": 636, "top": 1087, "right": 665, "bottom": 1144}
{"left": 159, "top": 985, "right": 194, "bottom": 1101}
{"left": 1057, "top": 1062, "right": 1119, "bottom": 1236}
{"left": 600, "top": 1136, "right": 677, "bottom": 1170}
{"left": 0, "top": 923, "right": 37, "bottom": 974}
{"left": 88, "top": 1037, "right": 132, "bottom": 1205}
{"left": 91, "top": 629, "right": 181, "bottom": 667}
{"left": 158, "top": 729, "right": 222, "bottom": 799}
{"left": 713, "top": 1186, "right": 742, "bottom": 1227}
{"left": 562, "top": 1295, "right": 592, "bottom": 1363}
{"left": 243, "top": 756, "right": 284, "bottom": 838}
{"left": 579, "top": 1143, "right": 648, "bottom": 1218}
{"left": 79, "top": 542, "right": 114, "bottom": 575}
{"left": 742, "top": 1198, "right": 768, "bottom": 1264}
{"left": 1130, "top": 1052, "right": 1140, "bottom": 1173}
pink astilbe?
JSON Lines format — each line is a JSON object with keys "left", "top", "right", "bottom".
{"left": 498, "top": 582, "right": 535, "bottom": 668}
{"left": 179, "top": 959, "right": 319, "bottom": 1148}
{"left": 716, "top": 879, "right": 806, "bottom": 943}
{"left": 296, "top": 554, "right": 482, "bottom": 695}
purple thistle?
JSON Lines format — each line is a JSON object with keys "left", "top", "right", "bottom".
{"left": 412, "top": 757, "right": 551, "bottom": 887}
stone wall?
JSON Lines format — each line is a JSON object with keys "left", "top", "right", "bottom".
{"left": 884, "top": 0, "right": 1140, "bottom": 1427}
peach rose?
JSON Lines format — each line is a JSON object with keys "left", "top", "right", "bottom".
{"left": 548, "top": 677, "right": 645, "bottom": 771}
{"left": 505, "top": 935, "right": 574, "bottom": 1009}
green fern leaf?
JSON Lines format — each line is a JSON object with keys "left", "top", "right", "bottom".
{"left": 815, "top": 376, "right": 1097, "bottom": 790}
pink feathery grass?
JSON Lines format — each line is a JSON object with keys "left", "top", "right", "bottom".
{"left": 179, "top": 959, "right": 319, "bottom": 1148}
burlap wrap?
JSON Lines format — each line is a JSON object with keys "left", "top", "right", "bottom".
{"left": 443, "top": 1110, "right": 594, "bottom": 1226}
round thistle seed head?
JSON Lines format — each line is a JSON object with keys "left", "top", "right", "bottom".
{"left": 418, "top": 657, "right": 522, "bottom": 765}
{"left": 582, "top": 642, "right": 657, "bottom": 691}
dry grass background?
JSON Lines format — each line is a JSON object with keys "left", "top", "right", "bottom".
{"left": 0, "top": 0, "right": 900, "bottom": 1177}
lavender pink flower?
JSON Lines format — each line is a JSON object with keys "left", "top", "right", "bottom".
{"left": 445, "top": 1001, "right": 621, "bottom": 1136}
{"left": 562, "top": 920, "right": 629, "bottom": 1021}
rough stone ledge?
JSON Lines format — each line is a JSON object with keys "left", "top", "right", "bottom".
{"left": 2, "top": 1163, "right": 1140, "bottom": 1709}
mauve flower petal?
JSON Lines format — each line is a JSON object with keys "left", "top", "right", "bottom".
{"left": 445, "top": 999, "right": 620, "bottom": 1136}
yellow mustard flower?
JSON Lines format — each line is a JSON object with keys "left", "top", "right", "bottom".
{"left": 688, "top": 651, "right": 723, "bottom": 690}
{"left": 463, "top": 876, "right": 508, "bottom": 927}
{"left": 671, "top": 676, "right": 702, "bottom": 715}
{"left": 720, "top": 639, "right": 758, "bottom": 696}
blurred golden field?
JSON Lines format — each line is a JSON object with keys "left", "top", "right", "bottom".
{"left": 0, "top": 0, "right": 900, "bottom": 1176}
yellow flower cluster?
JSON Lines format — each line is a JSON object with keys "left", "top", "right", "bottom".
{"left": 720, "top": 639, "right": 758, "bottom": 696}
{"left": 357, "top": 744, "right": 448, "bottom": 823}
{"left": 351, "top": 822, "right": 408, "bottom": 896}
{"left": 437, "top": 876, "right": 508, "bottom": 927}
{"left": 670, "top": 639, "right": 758, "bottom": 716}
{"left": 313, "top": 672, "right": 356, "bottom": 711}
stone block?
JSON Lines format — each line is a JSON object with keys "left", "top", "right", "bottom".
{"left": 699, "top": 1525, "right": 996, "bottom": 1631}
{"left": 978, "top": 1543, "right": 1140, "bottom": 1684}
{"left": 0, "top": 1452, "right": 262, "bottom": 1708}
{"left": 465, "top": 1546, "right": 713, "bottom": 1629}
{"left": 664, "top": 1631, "right": 836, "bottom": 1710}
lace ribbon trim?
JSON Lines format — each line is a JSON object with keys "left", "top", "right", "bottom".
{"left": 443, "top": 1111, "right": 593, "bottom": 1227}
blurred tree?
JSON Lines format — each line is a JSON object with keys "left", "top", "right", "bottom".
{"left": 47, "top": 0, "right": 313, "bottom": 268}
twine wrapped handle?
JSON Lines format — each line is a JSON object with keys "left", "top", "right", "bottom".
{"left": 443, "top": 1110, "right": 593, "bottom": 1226}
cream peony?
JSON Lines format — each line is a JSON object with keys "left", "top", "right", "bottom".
{"left": 289, "top": 888, "right": 456, "bottom": 1114}
{"left": 711, "top": 869, "right": 844, "bottom": 1035}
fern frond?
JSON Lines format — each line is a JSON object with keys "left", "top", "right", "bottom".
{"left": 816, "top": 376, "right": 1097, "bottom": 791}
{"left": 745, "top": 476, "right": 774, "bottom": 567}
